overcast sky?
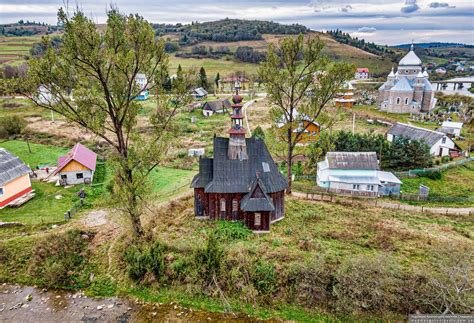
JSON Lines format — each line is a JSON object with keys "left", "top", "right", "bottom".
{"left": 0, "top": 0, "right": 473, "bottom": 45}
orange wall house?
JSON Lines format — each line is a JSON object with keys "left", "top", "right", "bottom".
{"left": 297, "top": 121, "right": 320, "bottom": 144}
{"left": 0, "top": 148, "right": 32, "bottom": 208}
{"left": 335, "top": 82, "right": 355, "bottom": 108}
{"left": 0, "top": 174, "right": 32, "bottom": 208}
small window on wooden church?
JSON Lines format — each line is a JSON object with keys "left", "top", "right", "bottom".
{"left": 220, "top": 198, "right": 226, "bottom": 212}
{"left": 255, "top": 213, "right": 261, "bottom": 226}
{"left": 232, "top": 199, "right": 238, "bottom": 212}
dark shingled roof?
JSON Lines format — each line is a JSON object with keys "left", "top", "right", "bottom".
{"left": 202, "top": 99, "right": 232, "bottom": 112}
{"left": 191, "top": 158, "right": 213, "bottom": 188}
{"left": 240, "top": 178, "right": 275, "bottom": 212}
{"left": 326, "top": 152, "right": 379, "bottom": 170}
{"left": 191, "top": 137, "right": 287, "bottom": 194}
{"left": 0, "top": 148, "right": 31, "bottom": 186}
{"left": 388, "top": 123, "right": 444, "bottom": 147}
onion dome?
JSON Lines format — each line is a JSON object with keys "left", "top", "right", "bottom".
{"left": 232, "top": 94, "right": 243, "bottom": 104}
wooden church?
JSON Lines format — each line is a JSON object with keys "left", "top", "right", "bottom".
{"left": 191, "top": 94, "right": 287, "bottom": 232}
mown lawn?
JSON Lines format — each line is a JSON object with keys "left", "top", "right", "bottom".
{"left": 0, "top": 140, "right": 68, "bottom": 168}
{"left": 149, "top": 167, "right": 196, "bottom": 203}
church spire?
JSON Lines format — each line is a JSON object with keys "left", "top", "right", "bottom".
{"left": 228, "top": 90, "right": 247, "bottom": 160}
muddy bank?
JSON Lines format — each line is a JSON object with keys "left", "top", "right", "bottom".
{"left": 0, "top": 284, "right": 269, "bottom": 322}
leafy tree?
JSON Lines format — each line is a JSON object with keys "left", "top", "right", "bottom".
{"left": 304, "top": 131, "right": 335, "bottom": 175}
{"left": 0, "top": 116, "right": 27, "bottom": 138}
{"left": 199, "top": 66, "right": 208, "bottom": 90}
{"left": 16, "top": 8, "right": 192, "bottom": 237}
{"left": 252, "top": 126, "right": 265, "bottom": 140}
{"left": 383, "top": 137, "right": 432, "bottom": 170}
{"left": 214, "top": 72, "right": 220, "bottom": 91}
{"left": 258, "top": 34, "right": 354, "bottom": 193}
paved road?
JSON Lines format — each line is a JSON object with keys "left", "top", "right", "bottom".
{"left": 242, "top": 99, "right": 256, "bottom": 136}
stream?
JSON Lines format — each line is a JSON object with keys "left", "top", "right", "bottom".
{"left": 0, "top": 284, "right": 272, "bottom": 322}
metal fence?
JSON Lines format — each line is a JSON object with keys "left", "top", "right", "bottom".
{"left": 394, "top": 157, "right": 473, "bottom": 178}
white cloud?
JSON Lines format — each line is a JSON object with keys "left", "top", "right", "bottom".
{"left": 357, "top": 26, "right": 377, "bottom": 33}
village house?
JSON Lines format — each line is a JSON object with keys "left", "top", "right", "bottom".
{"left": 202, "top": 98, "right": 232, "bottom": 117}
{"left": 438, "top": 121, "right": 463, "bottom": 137}
{"left": 335, "top": 81, "right": 355, "bottom": 108}
{"left": 354, "top": 68, "right": 369, "bottom": 80}
{"left": 0, "top": 148, "right": 34, "bottom": 208}
{"left": 134, "top": 73, "right": 149, "bottom": 101}
{"left": 192, "top": 87, "right": 208, "bottom": 100}
{"left": 191, "top": 94, "right": 287, "bottom": 232}
{"left": 276, "top": 110, "right": 320, "bottom": 145}
{"left": 378, "top": 44, "right": 436, "bottom": 114}
{"left": 316, "top": 152, "right": 402, "bottom": 197}
{"left": 53, "top": 143, "right": 97, "bottom": 185}
{"left": 435, "top": 67, "right": 447, "bottom": 75}
{"left": 387, "top": 123, "right": 457, "bottom": 157}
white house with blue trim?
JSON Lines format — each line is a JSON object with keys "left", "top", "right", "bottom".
{"left": 135, "top": 73, "right": 149, "bottom": 101}
{"left": 316, "top": 152, "right": 402, "bottom": 197}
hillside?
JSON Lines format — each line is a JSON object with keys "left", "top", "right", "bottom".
{"left": 1, "top": 19, "right": 393, "bottom": 76}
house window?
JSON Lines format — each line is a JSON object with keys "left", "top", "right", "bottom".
{"left": 353, "top": 184, "right": 360, "bottom": 190}
{"left": 0, "top": 188, "right": 3, "bottom": 196}
{"left": 220, "top": 198, "right": 226, "bottom": 212}
{"left": 442, "top": 137, "right": 447, "bottom": 144}
{"left": 61, "top": 174, "right": 67, "bottom": 180}
{"left": 255, "top": 212, "right": 261, "bottom": 226}
{"left": 405, "top": 98, "right": 409, "bottom": 105}
{"left": 232, "top": 199, "right": 238, "bottom": 212}
{"left": 76, "top": 173, "right": 84, "bottom": 179}
{"left": 396, "top": 97, "right": 401, "bottom": 104}
{"left": 368, "top": 185, "right": 374, "bottom": 191}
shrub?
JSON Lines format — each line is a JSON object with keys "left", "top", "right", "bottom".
{"left": 215, "top": 221, "right": 252, "bottom": 241}
{"left": 194, "top": 232, "right": 224, "bottom": 285}
{"left": 441, "top": 156, "right": 450, "bottom": 163}
{"left": 0, "top": 115, "right": 26, "bottom": 137}
{"left": 252, "top": 260, "right": 277, "bottom": 296}
{"left": 333, "top": 254, "right": 403, "bottom": 314}
{"left": 123, "top": 241, "right": 167, "bottom": 282}
{"left": 28, "top": 229, "right": 91, "bottom": 288}
{"left": 419, "top": 170, "right": 442, "bottom": 180}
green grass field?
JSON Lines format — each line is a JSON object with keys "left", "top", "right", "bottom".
{"left": 401, "top": 162, "right": 474, "bottom": 198}
{"left": 0, "top": 35, "right": 41, "bottom": 66}
{"left": 0, "top": 140, "right": 68, "bottom": 168}
{"left": 169, "top": 55, "right": 258, "bottom": 75}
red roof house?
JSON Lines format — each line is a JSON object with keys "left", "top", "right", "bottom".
{"left": 53, "top": 143, "right": 97, "bottom": 185}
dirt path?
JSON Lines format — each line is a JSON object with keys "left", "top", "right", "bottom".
{"left": 242, "top": 99, "right": 255, "bottom": 135}
{"left": 292, "top": 191, "right": 474, "bottom": 216}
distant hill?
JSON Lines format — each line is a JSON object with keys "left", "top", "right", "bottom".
{"left": 154, "top": 19, "right": 309, "bottom": 43}
{"left": 0, "top": 21, "right": 61, "bottom": 37}
{"left": 393, "top": 42, "right": 473, "bottom": 49}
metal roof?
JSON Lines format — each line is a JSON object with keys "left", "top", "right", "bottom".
{"left": 202, "top": 99, "right": 232, "bottom": 112}
{"left": 391, "top": 76, "right": 413, "bottom": 92}
{"left": 399, "top": 49, "right": 422, "bottom": 66}
{"left": 191, "top": 137, "right": 287, "bottom": 194}
{"left": 441, "top": 121, "right": 463, "bottom": 129}
{"left": 53, "top": 143, "right": 97, "bottom": 175}
{"left": 376, "top": 171, "right": 402, "bottom": 184}
{"left": 326, "top": 152, "right": 379, "bottom": 170}
{"left": 0, "top": 148, "right": 31, "bottom": 186}
{"left": 240, "top": 178, "right": 275, "bottom": 212}
{"left": 388, "top": 123, "right": 445, "bottom": 147}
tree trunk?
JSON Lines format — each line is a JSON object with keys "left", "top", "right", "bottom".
{"left": 286, "top": 129, "right": 293, "bottom": 194}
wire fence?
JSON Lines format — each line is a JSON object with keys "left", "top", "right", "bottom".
{"left": 393, "top": 157, "right": 473, "bottom": 178}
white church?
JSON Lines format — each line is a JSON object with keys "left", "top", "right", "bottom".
{"left": 377, "top": 44, "right": 436, "bottom": 114}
